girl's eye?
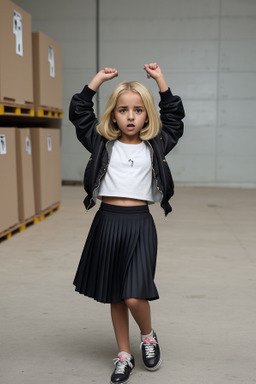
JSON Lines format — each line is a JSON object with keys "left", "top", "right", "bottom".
{"left": 119, "top": 109, "right": 127, "bottom": 113}
{"left": 136, "top": 109, "right": 143, "bottom": 114}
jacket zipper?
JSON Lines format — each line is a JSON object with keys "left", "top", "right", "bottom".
{"left": 147, "top": 141, "right": 163, "bottom": 206}
{"left": 87, "top": 141, "right": 112, "bottom": 210}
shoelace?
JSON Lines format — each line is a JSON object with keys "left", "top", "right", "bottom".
{"left": 140, "top": 337, "right": 158, "bottom": 358}
{"left": 113, "top": 358, "right": 133, "bottom": 374}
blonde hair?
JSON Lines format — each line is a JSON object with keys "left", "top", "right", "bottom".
{"left": 97, "top": 81, "right": 161, "bottom": 140}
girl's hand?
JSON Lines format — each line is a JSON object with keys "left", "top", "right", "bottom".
{"left": 144, "top": 63, "right": 168, "bottom": 92}
{"left": 144, "top": 63, "right": 162, "bottom": 79}
{"left": 99, "top": 67, "right": 118, "bottom": 81}
{"left": 88, "top": 68, "right": 118, "bottom": 91}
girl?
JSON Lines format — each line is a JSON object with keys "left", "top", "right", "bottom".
{"left": 69, "top": 63, "right": 185, "bottom": 384}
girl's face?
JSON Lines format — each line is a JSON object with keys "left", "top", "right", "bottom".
{"left": 112, "top": 91, "right": 148, "bottom": 143}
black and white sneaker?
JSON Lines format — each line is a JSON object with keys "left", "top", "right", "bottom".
{"left": 140, "top": 330, "right": 162, "bottom": 371}
{"left": 110, "top": 355, "right": 135, "bottom": 384}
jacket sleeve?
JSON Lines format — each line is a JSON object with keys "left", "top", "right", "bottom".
{"left": 159, "top": 88, "right": 185, "bottom": 155}
{"left": 69, "top": 85, "right": 100, "bottom": 153}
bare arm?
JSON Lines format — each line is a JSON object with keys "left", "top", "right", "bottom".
{"left": 88, "top": 67, "right": 118, "bottom": 91}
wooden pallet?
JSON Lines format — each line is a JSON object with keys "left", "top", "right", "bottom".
{"left": 0, "top": 103, "right": 35, "bottom": 117}
{"left": 37, "top": 108, "right": 63, "bottom": 118}
{"left": 0, "top": 203, "right": 60, "bottom": 242}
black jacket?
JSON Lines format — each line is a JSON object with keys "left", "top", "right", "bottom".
{"left": 69, "top": 85, "right": 185, "bottom": 216}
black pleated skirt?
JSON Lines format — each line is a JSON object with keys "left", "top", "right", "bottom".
{"left": 73, "top": 202, "right": 159, "bottom": 303}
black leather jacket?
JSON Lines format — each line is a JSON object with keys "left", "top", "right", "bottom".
{"left": 69, "top": 85, "right": 185, "bottom": 216}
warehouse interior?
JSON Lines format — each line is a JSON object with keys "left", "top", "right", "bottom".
{"left": 1, "top": 1, "right": 256, "bottom": 383}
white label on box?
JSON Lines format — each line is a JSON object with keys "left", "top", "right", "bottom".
{"left": 13, "top": 11, "right": 23, "bottom": 56}
{"left": 48, "top": 45, "right": 55, "bottom": 78}
{"left": 25, "top": 136, "right": 31, "bottom": 155}
{"left": 47, "top": 135, "right": 52, "bottom": 152}
{"left": 0, "top": 135, "right": 7, "bottom": 155}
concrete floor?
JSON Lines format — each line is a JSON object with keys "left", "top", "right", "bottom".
{"left": 1, "top": 186, "right": 256, "bottom": 384}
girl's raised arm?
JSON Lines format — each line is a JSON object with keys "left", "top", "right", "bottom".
{"left": 88, "top": 68, "right": 118, "bottom": 91}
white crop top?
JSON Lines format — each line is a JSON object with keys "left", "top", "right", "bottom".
{"left": 98, "top": 140, "right": 161, "bottom": 203}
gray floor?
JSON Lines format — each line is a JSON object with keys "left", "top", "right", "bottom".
{"left": 1, "top": 186, "right": 256, "bottom": 384}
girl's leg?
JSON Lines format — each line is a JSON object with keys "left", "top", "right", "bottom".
{"left": 124, "top": 298, "right": 151, "bottom": 335}
{"left": 125, "top": 298, "right": 162, "bottom": 371}
{"left": 111, "top": 301, "right": 131, "bottom": 354}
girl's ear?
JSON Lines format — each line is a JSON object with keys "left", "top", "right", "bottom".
{"left": 143, "top": 115, "right": 149, "bottom": 128}
{"left": 111, "top": 111, "right": 117, "bottom": 123}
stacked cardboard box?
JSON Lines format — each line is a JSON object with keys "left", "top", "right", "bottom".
{"left": 0, "top": 127, "right": 61, "bottom": 234}
{"left": 32, "top": 32, "right": 63, "bottom": 114}
{"left": 0, "top": 1, "right": 33, "bottom": 107}
{"left": 0, "top": 2, "right": 62, "bottom": 237}
{"left": 16, "top": 128, "right": 36, "bottom": 221}
{"left": 30, "top": 128, "right": 61, "bottom": 215}
{"left": 0, "top": 128, "right": 19, "bottom": 233}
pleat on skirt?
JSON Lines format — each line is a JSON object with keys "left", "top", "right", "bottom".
{"left": 73, "top": 202, "right": 159, "bottom": 303}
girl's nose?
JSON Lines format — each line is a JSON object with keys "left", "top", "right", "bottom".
{"left": 128, "top": 110, "right": 134, "bottom": 120}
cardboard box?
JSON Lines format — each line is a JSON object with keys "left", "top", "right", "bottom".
{"left": 32, "top": 32, "right": 63, "bottom": 112}
{"left": 16, "top": 128, "right": 36, "bottom": 221}
{"left": 30, "top": 128, "right": 61, "bottom": 214}
{"left": 0, "top": 128, "right": 19, "bottom": 233}
{"left": 0, "top": 1, "right": 33, "bottom": 106}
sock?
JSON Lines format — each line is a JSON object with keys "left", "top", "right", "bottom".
{"left": 118, "top": 351, "right": 132, "bottom": 361}
{"left": 141, "top": 329, "right": 154, "bottom": 342}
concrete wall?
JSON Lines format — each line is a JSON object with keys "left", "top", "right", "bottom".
{"left": 15, "top": 0, "right": 256, "bottom": 187}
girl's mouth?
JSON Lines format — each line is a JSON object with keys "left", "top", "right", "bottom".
{"left": 127, "top": 124, "right": 135, "bottom": 131}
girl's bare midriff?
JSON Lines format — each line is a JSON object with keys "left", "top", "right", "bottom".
{"left": 102, "top": 196, "right": 147, "bottom": 206}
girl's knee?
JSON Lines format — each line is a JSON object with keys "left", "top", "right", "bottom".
{"left": 124, "top": 298, "right": 146, "bottom": 310}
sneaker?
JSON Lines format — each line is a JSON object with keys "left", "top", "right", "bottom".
{"left": 140, "top": 330, "right": 162, "bottom": 371}
{"left": 110, "top": 354, "right": 135, "bottom": 384}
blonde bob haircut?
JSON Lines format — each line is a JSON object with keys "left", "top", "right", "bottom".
{"left": 97, "top": 81, "right": 161, "bottom": 141}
